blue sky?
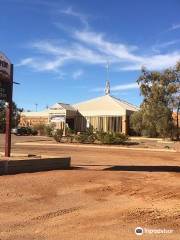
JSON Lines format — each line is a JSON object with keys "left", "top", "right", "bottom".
{"left": 0, "top": 0, "right": 180, "bottom": 111}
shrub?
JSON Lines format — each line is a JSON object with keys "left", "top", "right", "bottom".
{"left": 31, "top": 128, "right": 38, "bottom": 136}
{"left": 95, "top": 130, "right": 106, "bottom": 142}
{"left": 44, "top": 124, "right": 55, "bottom": 137}
{"left": 101, "top": 132, "right": 114, "bottom": 144}
{"left": 75, "top": 130, "right": 96, "bottom": 144}
{"left": 65, "top": 127, "right": 76, "bottom": 143}
{"left": 74, "top": 127, "right": 128, "bottom": 145}
{"left": 66, "top": 127, "right": 76, "bottom": 135}
{"left": 113, "top": 133, "right": 128, "bottom": 144}
{"left": 33, "top": 123, "right": 55, "bottom": 136}
{"left": 75, "top": 133, "right": 87, "bottom": 143}
{"left": 75, "top": 126, "right": 96, "bottom": 144}
{"left": 53, "top": 129, "right": 63, "bottom": 142}
{"left": 96, "top": 131, "right": 128, "bottom": 145}
{"left": 33, "top": 124, "right": 46, "bottom": 136}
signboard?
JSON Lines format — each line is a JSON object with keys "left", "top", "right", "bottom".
{"left": 86, "top": 119, "right": 90, "bottom": 128}
{"left": 0, "top": 53, "right": 12, "bottom": 101}
{"left": 50, "top": 115, "right": 65, "bottom": 123}
{"left": 0, "top": 53, "right": 11, "bottom": 81}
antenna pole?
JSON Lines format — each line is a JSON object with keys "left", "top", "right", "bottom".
{"left": 105, "top": 61, "right": 110, "bottom": 95}
{"left": 106, "top": 60, "right": 109, "bottom": 81}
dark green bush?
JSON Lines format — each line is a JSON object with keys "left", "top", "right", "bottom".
{"left": 33, "top": 124, "right": 46, "bottom": 136}
{"left": 53, "top": 129, "right": 63, "bottom": 142}
{"left": 74, "top": 126, "right": 128, "bottom": 145}
{"left": 33, "top": 123, "right": 55, "bottom": 136}
{"left": 44, "top": 124, "right": 55, "bottom": 137}
{"left": 66, "top": 127, "right": 76, "bottom": 143}
{"left": 113, "top": 133, "right": 128, "bottom": 144}
{"left": 96, "top": 131, "right": 128, "bottom": 144}
{"left": 95, "top": 129, "right": 106, "bottom": 142}
{"left": 31, "top": 128, "right": 38, "bottom": 136}
{"left": 75, "top": 126, "right": 96, "bottom": 144}
{"left": 75, "top": 131, "right": 96, "bottom": 144}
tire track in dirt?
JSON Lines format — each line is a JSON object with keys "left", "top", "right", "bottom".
{"left": 31, "top": 206, "right": 81, "bottom": 221}
{"left": 1, "top": 206, "right": 82, "bottom": 234}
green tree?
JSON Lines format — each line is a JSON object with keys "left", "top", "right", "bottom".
{"left": 0, "top": 100, "right": 22, "bottom": 133}
{"left": 131, "top": 62, "right": 180, "bottom": 138}
{"left": 130, "top": 111, "right": 143, "bottom": 136}
{"left": 171, "top": 62, "right": 180, "bottom": 139}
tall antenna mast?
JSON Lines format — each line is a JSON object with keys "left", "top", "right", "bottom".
{"left": 105, "top": 60, "right": 110, "bottom": 95}
{"left": 106, "top": 60, "right": 109, "bottom": 81}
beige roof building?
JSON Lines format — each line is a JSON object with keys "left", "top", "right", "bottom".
{"left": 72, "top": 91, "right": 138, "bottom": 134}
{"left": 20, "top": 81, "right": 138, "bottom": 134}
{"left": 73, "top": 94, "right": 138, "bottom": 117}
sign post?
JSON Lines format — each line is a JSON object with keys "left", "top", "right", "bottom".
{"left": 0, "top": 53, "right": 13, "bottom": 157}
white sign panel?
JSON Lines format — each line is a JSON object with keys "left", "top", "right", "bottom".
{"left": 50, "top": 115, "right": 65, "bottom": 123}
{"left": 0, "top": 53, "right": 11, "bottom": 80}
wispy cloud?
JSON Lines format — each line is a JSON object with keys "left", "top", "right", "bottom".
{"left": 74, "top": 29, "right": 180, "bottom": 71}
{"left": 18, "top": 39, "right": 107, "bottom": 71}
{"left": 152, "top": 40, "right": 180, "bottom": 53}
{"left": 60, "top": 6, "right": 89, "bottom": 29}
{"left": 72, "top": 69, "right": 84, "bottom": 79}
{"left": 17, "top": 8, "right": 180, "bottom": 73}
{"left": 169, "top": 23, "right": 180, "bottom": 31}
{"left": 111, "top": 83, "right": 138, "bottom": 91}
{"left": 119, "top": 51, "right": 180, "bottom": 71}
{"left": 74, "top": 30, "right": 141, "bottom": 62}
{"left": 16, "top": 58, "right": 34, "bottom": 67}
{"left": 92, "top": 83, "right": 138, "bottom": 93}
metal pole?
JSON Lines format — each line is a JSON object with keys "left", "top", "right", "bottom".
{"left": 35, "top": 103, "right": 38, "bottom": 112}
{"left": 5, "top": 64, "right": 13, "bottom": 157}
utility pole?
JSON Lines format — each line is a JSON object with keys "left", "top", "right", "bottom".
{"left": 5, "top": 64, "right": 13, "bottom": 157}
{"left": 35, "top": 103, "right": 38, "bottom": 112}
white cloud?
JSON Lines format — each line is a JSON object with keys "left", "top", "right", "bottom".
{"left": 60, "top": 7, "right": 89, "bottom": 29}
{"left": 169, "top": 23, "right": 180, "bottom": 31}
{"left": 92, "top": 83, "right": 138, "bottom": 93}
{"left": 111, "top": 83, "right": 138, "bottom": 91}
{"left": 17, "top": 56, "right": 64, "bottom": 72}
{"left": 72, "top": 69, "right": 84, "bottom": 79}
{"left": 16, "top": 58, "right": 34, "bottom": 66}
{"left": 74, "top": 29, "right": 180, "bottom": 71}
{"left": 17, "top": 16, "right": 180, "bottom": 73}
{"left": 74, "top": 30, "right": 142, "bottom": 63}
{"left": 18, "top": 40, "right": 107, "bottom": 72}
{"left": 120, "top": 51, "right": 180, "bottom": 71}
{"left": 152, "top": 40, "right": 180, "bottom": 53}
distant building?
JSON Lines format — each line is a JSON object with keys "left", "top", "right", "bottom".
{"left": 20, "top": 82, "right": 139, "bottom": 134}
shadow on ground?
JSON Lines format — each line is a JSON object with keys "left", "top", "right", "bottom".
{"left": 1, "top": 164, "right": 180, "bottom": 175}
{"left": 103, "top": 165, "right": 180, "bottom": 172}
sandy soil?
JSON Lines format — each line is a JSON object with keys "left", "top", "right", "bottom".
{"left": 0, "top": 135, "right": 180, "bottom": 239}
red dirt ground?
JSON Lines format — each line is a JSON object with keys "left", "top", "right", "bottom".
{"left": 0, "top": 135, "right": 180, "bottom": 239}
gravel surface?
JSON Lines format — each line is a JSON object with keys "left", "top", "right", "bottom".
{"left": 0, "top": 135, "right": 179, "bottom": 239}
